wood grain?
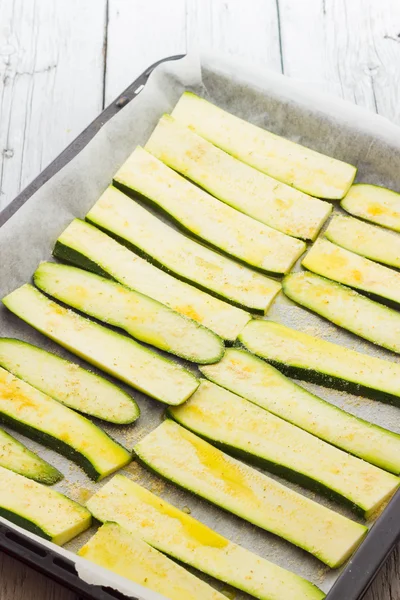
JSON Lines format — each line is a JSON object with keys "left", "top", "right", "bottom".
{"left": 278, "top": 0, "right": 400, "bottom": 124}
{"left": 0, "top": 0, "right": 106, "bottom": 210}
{"left": 104, "top": 0, "right": 187, "bottom": 105}
{"left": 0, "top": 0, "right": 399, "bottom": 599}
{"left": 0, "top": 552, "right": 75, "bottom": 600}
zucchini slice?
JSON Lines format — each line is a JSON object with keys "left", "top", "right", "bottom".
{"left": 302, "top": 238, "right": 400, "bottom": 307}
{"left": 283, "top": 271, "right": 400, "bottom": 354}
{"left": 86, "top": 186, "right": 281, "bottom": 313}
{"left": 34, "top": 262, "right": 224, "bottom": 365}
{"left": 115, "top": 146, "right": 305, "bottom": 274}
{"left": 341, "top": 184, "right": 400, "bottom": 231}
{"left": 172, "top": 92, "right": 357, "bottom": 199}
{"left": 0, "top": 465, "right": 91, "bottom": 545}
{"left": 134, "top": 420, "right": 367, "bottom": 568}
{"left": 78, "top": 522, "right": 226, "bottom": 600}
{"left": 87, "top": 476, "right": 325, "bottom": 600}
{"left": 201, "top": 348, "right": 400, "bottom": 474}
{"left": 0, "top": 367, "right": 131, "bottom": 481}
{"left": 54, "top": 219, "right": 251, "bottom": 343}
{"left": 0, "top": 338, "right": 139, "bottom": 424}
{"left": 144, "top": 114, "right": 331, "bottom": 241}
{"left": 325, "top": 214, "right": 400, "bottom": 269}
{"left": 0, "top": 427, "right": 62, "bottom": 484}
{"left": 169, "top": 380, "right": 399, "bottom": 517}
{"left": 2, "top": 284, "right": 198, "bottom": 406}
{"left": 239, "top": 319, "right": 400, "bottom": 407}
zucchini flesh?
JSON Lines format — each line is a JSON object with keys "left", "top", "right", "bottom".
{"left": 144, "top": 114, "right": 331, "bottom": 241}
{"left": 341, "top": 184, "right": 400, "bottom": 231}
{"left": 0, "top": 427, "right": 62, "bottom": 484}
{"left": 0, "top": 367, "right": 131, "bottom": 481}
{"left": 201, "top": 349, "right": 400, "bottom": 474}
{"left": 54, "top": 219, "right": 251, "bottom": 343}
{"left": 169, "top": 381, "right": 399, "bottom": 517}
{"left": 283, "top": 271, "right": 400, "bottom": 354}
{"left": 239, "top": 320, "right": 400, "bottom": 407}
{"left": 34, "top": 262, "right": 224, "bottom": 365}
{"left": 134, "top": 420, "right": 367, "bottom": 568}
{"left": 78, "top": 523, "right": 226, "bottom": 600}
{"left": 86, "top": 186, "right": 281, "bottom": 313}
{"left": 0, "top": 338, "right": 139, "bottom": 424}
{"left": 2, "top": 284, "right": 198, "bottom": 406}
{"left": 0, "top": 465, "right": 91, "bottom": 545}
{"left": 172, "top": 92, "right": 357, "bottom": 199}
{"left": 325, "top": 214, "right": 400, "bottom": 269}
{"left": 115, "top": 145, "right": 305, "bottom": 274}
{"left": 87, "top": 476, "right": 325, "bottom": 600}
{"left": 302, "top": 238, "right": 400, "bottom": 307}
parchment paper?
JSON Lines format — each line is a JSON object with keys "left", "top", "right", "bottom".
{"left": 1, "top": 51, "right": 400, "bottom": 599}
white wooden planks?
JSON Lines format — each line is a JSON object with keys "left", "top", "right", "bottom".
{"left": 104, "top": 0, "right": 187, "bottom": 105}
{"left": 279, "top": 0, "right": 400, "bottom": 124}
{"left": 0, "top": 0, "right": 106, "bottom": 210}
{"left": 186, "top": 0, "right": 282, "bottom": 71}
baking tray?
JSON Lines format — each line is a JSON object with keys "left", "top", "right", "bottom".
{"left": 0, "top": 53, "right": 399, "bottom": 600}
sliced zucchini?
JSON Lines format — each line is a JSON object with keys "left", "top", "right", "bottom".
{"left": 201, "top": 348, "right": 400, "bottom": 474}
{"left": 54, "top": 219, "right": 251, "bottom": 343}
{"left": 134, "top": 420, "right": 367, "bottom": 568}
{"left": 0, "top": 367, "right": 131, "bottom": 481}
{"left": 144, "top": 114, "right": 331, "bottom": 241}
{"left": 172, "top": 92, "right": 357, "bottom": 199}
{"left": 283, "top": 271, "right": 400, "bottom": 354}
{"left": 87, "top": 476, "right": 325, "bottom": 600}
{"left": 239, "top": 319, "right": 400, "bottom": 407}
{"left": 0, "top": 338, "right": 139, "bottom": 424}
{"left": 2, "top": 284, "right": 198, "bottom": 406}
{"left": 86, "top": 186, "right": 281, "bottom": 313}
{"left": 169, "top": 380, "right": 399, "bottom": 517}
{"left": 34, "top": 262, "right": 224, "bottom": 365}
{"left": 341, "top": 184, "right": 400, "bottom": 231}
{"left": 302, "top": 238, "right": 400, "bottom": 307}
{"left": 0, "top": 427, "right": 62, "bottom": 484}
{"left": 78, "top": 522, "right": 226, "bottom": 600}
{"left": 0, "top": 465, "right": 91, "bottom": 545}
{"left": 115, "top": 146, "right": 305, "bottom": 274}
{"left": 325, "top": 214, "right": 400, "bottom": 269}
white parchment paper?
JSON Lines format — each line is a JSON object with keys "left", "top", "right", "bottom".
{"left": 1, "top": 52, "right": 400, "bottom": 599}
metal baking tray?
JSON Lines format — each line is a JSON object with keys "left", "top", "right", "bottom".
{"left": 0, "top": 54, "right": 399, "bottom": 600}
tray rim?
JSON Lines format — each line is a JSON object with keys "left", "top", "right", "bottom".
{"left": 0, "top": 52, "right": 399, "bottom": 600}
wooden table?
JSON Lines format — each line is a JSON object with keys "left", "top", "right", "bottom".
{"left": 0, "top": 0, "right": 399, "bottom": 598}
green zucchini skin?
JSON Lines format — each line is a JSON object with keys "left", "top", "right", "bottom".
{"left": 324, "top": 214, "right": 400, "bottom": 270}
{"left": 86, "top": 187, "right": 281, "bottom": 315}
{"left": 134, "top": 421, "right": 367, "bottom": 568}
{"left": 3, "top": 284, "right": 199, "bottom": 406}
{"left": 113, "top": 145, "right": 305, "bottom": 276}
{"left": 0, "top": 338, "right": 140, "bottom": 425}
{"left": 0, "top": 465, "right": 92, "bottom": 545}
{"left": 283, "top": 271, "right": 400, "bottom": 356}
{"left": 167, "top": 381, "right": 399, "bottom": 518}
{"left": 54, "top": 240, "right": 112, "bottom": 280}
{"left": 0, "top": 506, "right": 53, "bottom": 541}
{"left": 87, "top": 476, "right": 326, "bottom": 600}
{"left": 85, "top": 215, "right": 267, "bottom": 314}
{"left": 0, "top": 412, "right": 105, "bottom": 481}
{"left": 33, "top": 262, "right": 225, "bottom": 365}
{"left": 245, "top": 352, "right": 400, "bottom": 406}
{"left": 238, "top": 320, "right": 400, "bottom": 407}
{"left": 167, "top": 410, "right": 364, "bottom": 517}
{"left": 302, "top": 238, "right": 400, "bottom": 310}
{"left": 53, "top": 220, "right": 251, "bottom": 344}
{"left": 0, "top": 428, "right": 63, "bottom": 485}
{"left": 115, "top": 180, "right": 296, "bottom": 278}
